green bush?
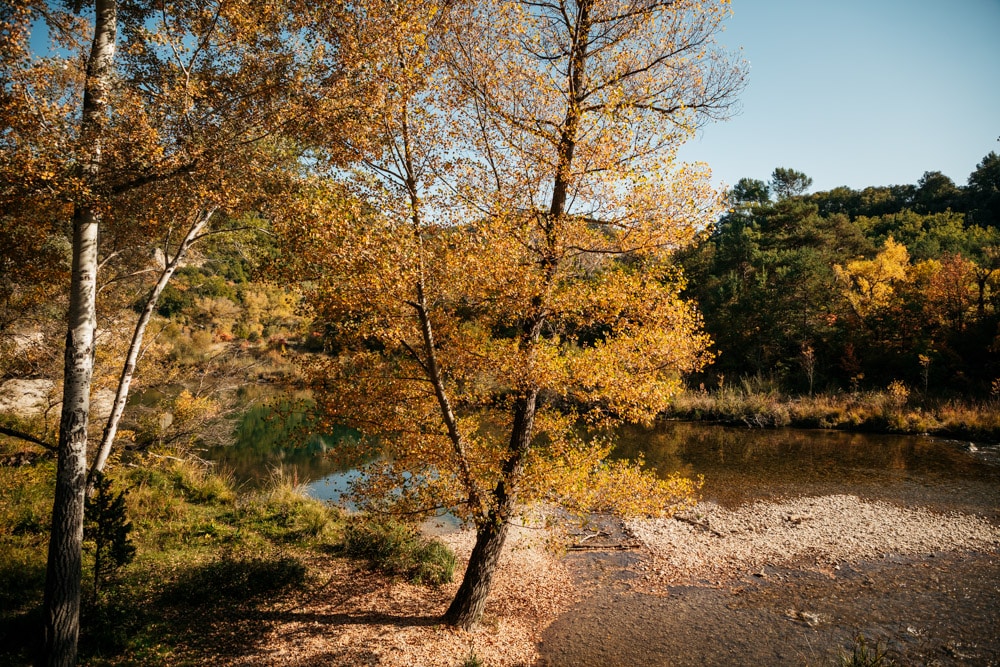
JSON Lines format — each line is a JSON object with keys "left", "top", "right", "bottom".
{"left": 343, "top": 517, "right": 455, "bottom": 586}
{"left": 84, "top": 473, "right": 137, "bottom": 593}
{"left": 157, "top": 283, "right": 194, "bottom": 318}
{"left": 160, "top": 551, "right": 307, "bottom": 605}
{"left": 236, "top": 469, "right": 338, "bottom": 542}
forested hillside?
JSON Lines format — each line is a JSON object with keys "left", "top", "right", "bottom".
{"left": 680, "top": 155, "right": 1000, "bottom": 397}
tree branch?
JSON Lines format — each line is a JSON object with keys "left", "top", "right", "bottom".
{"left": 0, "top": 426, "right": 56, "bottom": 451}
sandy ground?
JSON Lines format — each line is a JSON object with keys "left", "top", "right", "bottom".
{"left": 180, "top": 494, "right": 999, "bottom": 666}
{"left": 629, "top": 494, "right": 1000, "bottom": 589}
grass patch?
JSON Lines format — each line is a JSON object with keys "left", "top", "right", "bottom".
{"left": 0, "top": 453, "right": 53, "bottom": 662}
{"left": 669, "top": 383, "right": 1000, "bottom": 442}
{"left": 231, "top": 467, "right": 338, "bottom": 542}
{"left": 0, "top": 450, "right": 344, "bottom": 665}
{"left": 0, "top": 446, "right": 456, "bottom": 665}
{"left": 342, "top": 516, "right": 456, "bottom": 586}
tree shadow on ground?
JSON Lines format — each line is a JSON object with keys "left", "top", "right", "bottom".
{"left": 114, "top": 555, "right": 449, "bottom": 665}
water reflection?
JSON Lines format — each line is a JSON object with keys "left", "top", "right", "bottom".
{"left": 208, "top": 408, "right": 998, "bottom": 516}
{"left": 205, "top": 400, "right": 368, "bottom": 488}
{"left": 614, "top": 422, "right": 999, "bottom": 511}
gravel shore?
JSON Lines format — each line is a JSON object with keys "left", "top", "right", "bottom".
{"left": 629, "top": 493, "right": 1000, "bottom": 587}
{"left": 188, "top": 494, "right": 998, "bottom": 665}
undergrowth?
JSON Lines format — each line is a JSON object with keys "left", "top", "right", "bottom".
{"left": 0, "top": 446, "right": 452, "bottom": 665}
{"left": 342, "top": 516, "right": 456, "bottom": 586}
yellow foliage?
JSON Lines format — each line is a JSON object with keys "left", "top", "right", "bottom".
{"left": 885, "top": 380, "right": 910, "bottom": 408}
{"left": 834, "top": 237, "right": 910, "bottom": 317}
{"left": 278, "top": 0, "right": 740, "bottom": 533}
{"left": 172, "top": 390, "right": 219, "bottom": 427}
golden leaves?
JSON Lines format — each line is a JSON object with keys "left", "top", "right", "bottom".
{"left": 172, "top": 389, "right": 220, "bottom": 426}
{"left": 285, "top": 0, "right": 738, "bottom": 525}
{"left": 834, "top": 237, "right": 911, "bottom": 317}
{"left": 520, "top": 420, "right": 700, "bottom": 518}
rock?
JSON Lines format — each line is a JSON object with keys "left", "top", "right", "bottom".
{"left": 0, "top": 378, "right": 56, "bottom": 416}
{"left": 785, "top": 609, "right": 825, "bottom": 627}
{"left": 91, "top": 388, "right": 116, "bottom": 421}
{"left": 0, "top": 451, "right": 42, "bottom": 467}
{"left": 800, "top": 612, "right": 823, "bottom": 627}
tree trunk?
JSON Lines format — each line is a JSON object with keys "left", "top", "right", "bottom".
{"left": 443, "top": 508, "right": 514, "bottom": 630}
{"left": 42, "top": 2, "right": 116, "bottom": 664}
{"left": 444, "top": 389, "right": 538, "bottom": 629}
{"left": 444, "top": 0, "right": 589, "bottom": 632}
{"left": 87, "top": 208, "right": 214, "bottom": 494}
{"left": 43, "top": 207, "right": 99, "bottom": 667}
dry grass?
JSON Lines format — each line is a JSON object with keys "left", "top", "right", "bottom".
{"left": 670, "top": 386, "right": 1000, "bottom": 441}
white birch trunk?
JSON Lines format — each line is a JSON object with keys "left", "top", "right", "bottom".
{"left": 43, "top": 1, "right": 116, "bottom": 665}
{"left": 87, "top": 208, "right": 215, "bottom": 493}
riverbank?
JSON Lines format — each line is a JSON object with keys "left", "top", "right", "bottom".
{"left": 629, "top": 494, "right": 1000, "bottom": 587}
{"left": 667, "top": 386, "right": 1000, "bottom": 443}
{"left": 3, "top": 454, "right": 997, "bottom": 664}
{"left": 121, "top": 493, "right": 1000, "bottom": 666}
{"left": 543, "top": 495, "right": 1000, "bottom": 666}
{"left": 3, "top": 427, "right": 998, "bottom": 665}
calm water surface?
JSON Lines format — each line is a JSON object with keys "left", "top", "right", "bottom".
{"left": 212, "top": 416, "right": 999, "bottom": 516}
{"left": 614, "top": 422, "right": 999, "bottom": 514}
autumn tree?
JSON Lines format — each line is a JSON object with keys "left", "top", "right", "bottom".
{"left": 288, "top": 0, "right": 744, "bottom": 629}
{"left": 680, "top": 180, "right": 869, "bottom": 386}
{"left": 2, "top": 2, "right": 358, "bottom": 663}
{"left": 683, "top": 160, "right": 1000, "bottom": 394}
{"left": 924, "top": 254, "right": 977, "bottom": 332}
{"left": 834, "top": 237, "right": 911, "bottom": 320}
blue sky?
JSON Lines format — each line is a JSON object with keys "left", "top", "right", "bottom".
{"left": 678, "top": 0, "right": 1000, "bottom": 194}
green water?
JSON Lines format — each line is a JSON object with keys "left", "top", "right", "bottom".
{"left": 613, "top": 421, "right": 999, "bottom": 512}
{"left": 205, "top": 399, "right": 366, "bottom": 490}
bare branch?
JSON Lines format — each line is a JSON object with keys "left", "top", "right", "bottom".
{"left": 0, "top": 426, "right": 57, "bottom": 451}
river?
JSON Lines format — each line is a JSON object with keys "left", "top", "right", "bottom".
{"left": 546, "top": 422, "right": 1000, "bottom": 666}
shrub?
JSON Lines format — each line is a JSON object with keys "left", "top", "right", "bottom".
{"left": 342, "top": 517, "right": 455, "bottom": 586}
{"left": 161, "top": 551, "right": 307, "bottom": 605}
{"left": 885, "top": 381, "right": 910, "bottom": 409}
{"left": 84, "top": 473, "right": 137, "bottom": 593}
{"left": 168, "top": 457, "right": 235, "bottom": 504}
{"left": 238, "top": 468, "right": 338, "bottom": 542}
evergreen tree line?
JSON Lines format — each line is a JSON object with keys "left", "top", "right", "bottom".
{"left": 680, "top": 153, "right": 1000, "bottom": 397}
